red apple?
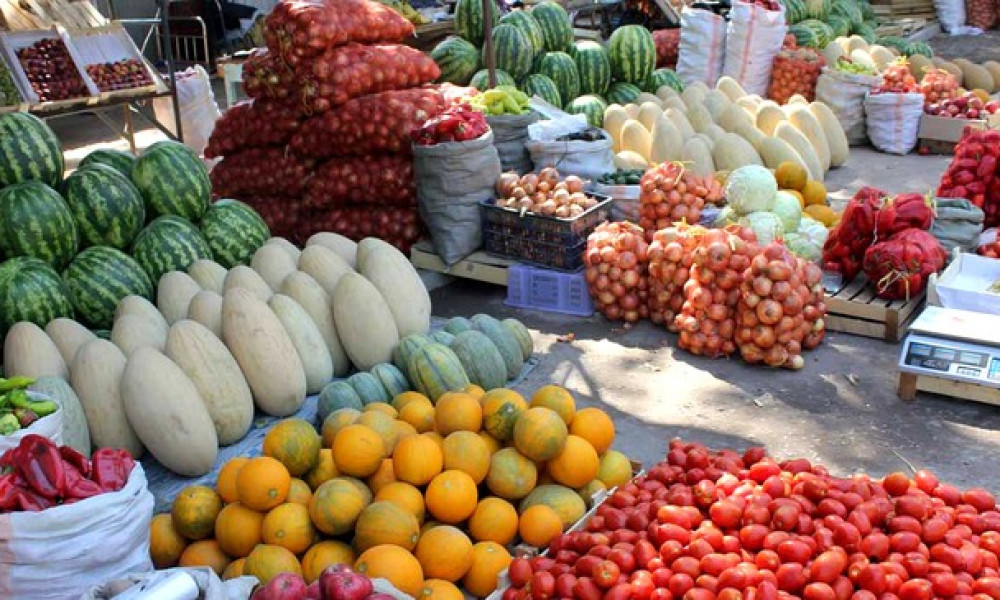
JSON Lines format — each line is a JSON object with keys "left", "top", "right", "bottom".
{"left": 307, "top": 581, "right": 323, "bottom": 600}
{"left": 319, "top": 569, "right": 373, "bottom": 600}
{"left": 258, "top": 573, "right": 309, "bottom": 600}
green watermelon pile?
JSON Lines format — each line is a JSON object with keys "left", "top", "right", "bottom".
{"left": 782, "top": 0, "right": 881, "bottom": 47}
{"left": 0, "top": 112, "right": 271, "bottom": 335}
{"left": 431, "top": 1, "right": 679, "bottom": 128}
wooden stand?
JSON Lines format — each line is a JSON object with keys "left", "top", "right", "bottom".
{"left": 824, "top": 275, "right": 925, "bottom": 342}
{"left": 410, "top": 240, "right": 515, "bottom": 286}
{"left": 898, "top": 371, "right": 1000, "bottom": 406}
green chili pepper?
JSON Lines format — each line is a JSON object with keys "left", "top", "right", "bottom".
{"left": 0, "top": 414, "right": 19, "bottom": 435}
{"left": 8, "top": 390, "right": 57, "bottom": 417}
{"left": 0, "top": 376, "right": 34, "bottom": 392}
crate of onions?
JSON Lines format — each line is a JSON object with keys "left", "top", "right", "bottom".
{"left": 481, "top": 167, "right": 611, "bottom": 271}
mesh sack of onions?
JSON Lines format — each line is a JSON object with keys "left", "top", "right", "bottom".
{"left": 242, "top": 49, "right": 298, "bottom": 106}
{"left": 735, "top": 243, "right": 824, "bottom": 370}
{"left": 584, "top": 221, "right": 650, "bottom": 324}
{"left": 800, "top": 260, "right": 827, "bottom": 351}
{"left": 264, "top": 0, "right": 414, "bottom": 69}
{"left": 919, "top": 68, "right": 960, "bottom": 106}
{"left": 768, "top": 47, "right": 825, "bottom": 105}
{"left": 653, "top": 29, "right": 680, "bottom": 69}
{"left": 305, "top": 206, "right": 424, "bottom": 254}
{"left": 241, "top": 195, "right": 303, "bottom": 242}
{"left": 966, "top": 0, "right": 997, "bottom": 29}
{"left": 295, "top": 43, "right": 441, "bottom": 113}
{"left": 205, "top": 99, "right": 304, "bottom": 159}
{"left": 289, "top": 88, "right": 447, "bottom": 159}
{"left": 304, "top": 155, "right": 415, "bottom": 210}
{"left": 209, "top": 147, "right": 315, "bottom": 198}
{"left": 647, "top": 222, "right": 702, "bottom": 329}
{"left": 638, "top": 162, "right": 724, "bottom": 243}
{"left": 674, "top": 225, "right": 760, "bottom": 358}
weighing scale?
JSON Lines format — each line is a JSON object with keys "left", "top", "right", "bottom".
{"left": 898, "top": 306, "right": 1000, "bottom": 403}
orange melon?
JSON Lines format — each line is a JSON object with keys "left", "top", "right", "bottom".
{"left": 597, "top": 450, "right": 633, "bottom": 489}
{"left": 354, "top": 500, "right": 421, "bottom": 552}
{"left": 425, "top": 470, "right": 478, "bottom": 524}
{"left": 302, "top": 540, "right": 356, "bottom": 583}
{"left": 236, "top": 457, "right": 291, "bottom": 512}
{"left": 547, "top": 434, "right": 599, "bottom": 488}
{"left": 518, "top": 504, "right": 563, "bottom": 547}
{"left": 263, "top": 418, "right": 322, "bottom": 477}
{"left": 393, "top": 391, "right": 432, "bottom": 411}
{"left": 150, "top": 513, "right": 188, "bottom": 569}
{"left": 322, "top": 408, "right": 362, "bottom": 448}
{"left": 309, "top": 477, "right": 370, "bottom": 536}
{"left": 215, "top": 502, "right": 265, "bottom": 558}
{"left": 442, "top": 431, "right": 491, "bottom": 484}
{"left": 222, "top": 557, "right": 246, "bottom": 580}
{"left": 332, "top": 424, "right": 386, "bottom": 478}
{"left": 529, "top": 385, "right": 576, "bottom": 424}
{"left": 172, "top": 485, "right": 223, "bottom": 540}
{"left": 467, "top": 497, "right": 519, "bottom": 545}
{"left": 178, "top": 539, "right": 230, "bottom": 575}
{"left": 434, "top": 392, "right": 483, "bottom": 435}
{"left": 481, "top": 389, "right": 527, "bottom": 441}
{"left": 398, "top": 396, "right": 436, "bottom": 433}
{"left": 305, "top": 448, "right": 340, "bottom": 490}
{"left": 393, "top": 433, "right": 444, "bottom": 486}
{"left": 569, "top": 407, "right": 615, "bottom": 453}
{"left": 216, "top": 457, "right": 249, "bottom": 504}
{"left": 375, "top": 481, "right": 426, "bottom": 523}
{"left": 355, "top": 544, "right": 425, "bottom": 597}
{"left": 357, "top": 410, "right": 400, "bottom": 454}
{"left": 513, "top": 407, "right": 568, "bottom": 462}
{"left": 366, "top": 458, "right": 398, "bottom": 494}
{"left": 262, "top": 502, "right": 316, "bottom": 554}
{"left": 244, "top": 543, "right": 302, "bottom": 585}
{"left": 287, "top": 478, "right": 313, "bottom": 505}
{"left": 485, "top": 448, "right": 537, "bottom": 500}
{"left": 364, "top": 402, "right": 399, "bottom": 418}
{"left": 462, "top": 542, "right": 512, "bottom": 598}
{"left": 462, "top": 384, "right": 486, "bottom": 399}
{"left": 421, "top": 579, "right": 465, "bottom": 600}
{"left": 415, "top": 525, "right": 474, "bottom": 582}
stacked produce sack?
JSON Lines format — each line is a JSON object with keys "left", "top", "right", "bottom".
{"left": 768, "top": 38, "right": 826, "bottom": 105}
{"left": 939, "top": 128, "right": 1000, "bottom": 228}
{"left": 207, "top": 0, "right": 444, "bottom": 252}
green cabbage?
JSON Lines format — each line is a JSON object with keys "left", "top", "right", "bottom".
{"left": 739, "top": 212, "right": 785, "bottom": 246}
{"left": 797, "top": 216, "right": 829, "bottom": 246}
{"left": 714, "top": 206, "right": 737, "bottom": 228}
{"left": 725, "top": 165, "right": 778, "bottom": 216}
{"left": 784, "top": 217, "right": 829, "bottom": 261}
{"left": 772, "top": 191, "right": 802, "bottom": 233}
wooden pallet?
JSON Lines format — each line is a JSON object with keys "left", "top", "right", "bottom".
{"left": 898, "top": 372, "right": 1000, "bottom": 406}
{"left": 824, "top": 274, "right": 925, "bottom": 342}
{"left": 410, "top": 240, "right": 515, "bottom": 286}
{"left": 0, "top": 0, "right": 107, "bottom": 31}
{"left": 876, "top": 17, "right": 934, "bottom": 37}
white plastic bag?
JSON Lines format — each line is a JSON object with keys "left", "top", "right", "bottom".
{"left": 153, "top": 65, "right": 222, "bottom": 158}
{"left": 0, "top": 393, "right": 63, "bottom": 454}
{"left": 591, "top": 182, "right": 640, "bottom": 222}
{"left": 815, "top": 67, "right": 882, "bottom": 145}
{"left": 864, "top": 92, "right": 925, "bottom": 155}
{"left": 676, "top": 8, "right": 727, "bottom": 87}
{"left": 0, "top": 464, "right": 154, "bottom": 600}
{"left": 722, "top": 2, "right": 787, "bottom": 96}
{"left": 525, "top": 113, "right": 614, "bottom": 180}
{"left": 82, "top": 567, "right": 257, "bottom": 600}
{"left": 933, "top": 0, "right": 984, "bottom": 34}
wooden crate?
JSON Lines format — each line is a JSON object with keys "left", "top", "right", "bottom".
{"left": 898, "top": 372, "right": 1000, "bottom": 406}
{"left": 824, "top": 275, "right": 925, "bottom": 342}
{"left": 410, "top": 240, "right": 515, "bottom": 286}
{"left": 0, "top": 0, "right": 107, "bottom": 31}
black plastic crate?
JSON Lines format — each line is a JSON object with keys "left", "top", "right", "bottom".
{"left": 479, "top": 195, "right": 611, "bottom": 245}
{"left": 483, "top": 230, "right": 587, "bottom": 271}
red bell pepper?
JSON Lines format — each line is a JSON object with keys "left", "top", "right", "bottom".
{"left": 15, "top": 435, "right": 65, "bottom": 499}
{"left": 59, "top": 446, "right": 90, "bottom": 478}
{"left": 16, "top": 488, "right": 55, "bottom": 512}
{"left": 91, "top": 448, "right": 133, "bottom": 492}
{"left": 0, "top": 472, "right": 21, "bottom": 511}
{"left": 62, "top": 464, "right": 104, "bottom": 500}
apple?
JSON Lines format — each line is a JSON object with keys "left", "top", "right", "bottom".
{"left": 257, "top": 573, "right": 309, "bottom": 600}
{"left": 319, "top": 567, "right": 373, "bottom": 600}
{"left": 307, "top": 581, "right": 323, "bottom": 600}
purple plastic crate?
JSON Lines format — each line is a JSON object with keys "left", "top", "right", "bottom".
{"left": 505, "top": 264, "right": 594, "bottom": 317}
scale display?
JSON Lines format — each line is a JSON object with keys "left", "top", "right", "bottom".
{"left": 900, "top": 334, "right": 1000, "bottom": 388}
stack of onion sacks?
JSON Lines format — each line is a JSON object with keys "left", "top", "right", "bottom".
{"left": 584, "top": 221, "right": 650, "bottom": 324}
{"left": 638, "top": 162, "right": 723, "bottom": 243}
{"left": 646, "top": 222, "right": 701, "bottom": 329}
{"left": 674, "top": 225, "right": 760, "bottom": 357}
{"left": 736, "top": 242, "right": 827, "bottom": 369}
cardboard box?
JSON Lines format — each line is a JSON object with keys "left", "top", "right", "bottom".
{"left": 929, "top": 252, "right": 1000, "bottom": 316}
{"left": 917, "top": 113, "right": 1000, "bottom": 154}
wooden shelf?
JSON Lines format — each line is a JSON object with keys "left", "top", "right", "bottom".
{"left": 824, "top": 274, "right": 925, "bottom": 342}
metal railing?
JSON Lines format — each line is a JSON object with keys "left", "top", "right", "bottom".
{"left": 119, "top": 16, "right": 211, "bottom": 70}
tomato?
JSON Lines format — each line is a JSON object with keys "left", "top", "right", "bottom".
{"left": 773, "top": 505, "right": 801, "bottom": 531}
{"left": 962, "top": 488, "right": 997, "bottom": 513}
{"left": 609, "top": 549, "right": 636, "bottom": 574}
{"left": 850, "top": 593, "right": 877, "bottom": 600}
{"left": 804, "top": 582, "right": 837, "bottom": 600}
{"left": 573, "top": 577, "right": 602, "bottom": 600}
{"left": 555, "top": 550, "right": 581, "bottom": 566}
{"left": 699, "top": 554, "right": 733, "bottom": 577}
{"left": 509, "top": 558, "right": 533, "bottom": 587}
{"left": 695, "top": 574, "right": 719, "bottom": 593}
{"left": 890, "top": 532, "right": 921, "bottom": 554}
{"left": 913, "top": 471, "right": 939, "bottom": 494}
{"left": 833, "top": 522, "right": 862, "bottom": 550}
{"left": 883, "top": 473, "right": 911, "bottom": 497}
{"left": 927, "top": 572, "right": 958, "bottom": 596}
{"left": 502, "top": 587, "right": 520, "bottom": 600}
{"left": 593, "top": 561, "right": 621, "bottom": 589}
{"left": 776, "top": 539, "right": 811, "bottom": 564}
{"left": 532, "top": 558, "right": 556, "bottom": 573}
{"left": 710, "top": 501, "right": 743, "bottom": 529}
{"left": 612, "top": 530, "right": 640, "bottom": 546}
{"left": 650, "top": 589, "right": 673, "bottom": 600}
{"left": 930, "top": 543, "right": 965, "bottom": 571}
{"left": 920, "top": 518, "right": 948, "bottom": 544}
{"left": 775, "top": 563, "right": 807, "bottom": 592}
{"left": 575, "top": 556, "right": 603, "bottom": 578}
{"left": 611, "top": 493, "right": 637, "bottom": 510}
{"left": 897, "top": 579, "right": 933, "bottom": 600}
{"left": 755, "top": 550, "right": 780, "bottom": 572}
{"left": 633, "top": 540, "right": 658, "bottom": 571}
{"left": 901, "top": 552, "right": 929, "bottom": 578}
{"left": 681, "top": 589, "right": 717, "bottom": 600}
{"left": 605, "top": 509, "right": 629, "bottom": 530}
{"left": 531, "top": 572, "right": 556, "bottom": 600}
{"left": 555, "top": 574, "right": 577, "bottom": 598}
{"left": 628, "top": 512, "right": 651, "bottom": 532}
{"left": 972, "top": 575, "right": 1000, "bottom": 597}
{"left": 653, "top": 567, "right": 673, "bottom": 588}
{"left": 743, "top": 504, "right": 772, "bottom": 526}
{"left": 810, "top": 550, "right": 848, "bottom": 584}
{"left": 688, "top": 540, "right": 715, "bottom": 560}
{"left": 589, "top": 546, "right": 611, "bottom": 559}
{"left": 668, "top": 573, "right": 695, "bottom": 598}
{"left": 895, "top": 496, "right": 930, "bottom": 521}
{"left": 673, "top": 557, "right": 701, "bottom": 578}
{"left": 861, "top": 533, "right": 890, "bottom": 561}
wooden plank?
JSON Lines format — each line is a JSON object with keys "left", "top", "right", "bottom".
{"left": 825, "top": 298, "right": 923, "bottom": 342}
{"left": 912, "top": 375, "right": 1000, "bottom": 407}
{"left": 410, "top": 242, "right": 513, "bottom": 286}
{"left": 898, "top": 372, "right": 918, "bottom": 401}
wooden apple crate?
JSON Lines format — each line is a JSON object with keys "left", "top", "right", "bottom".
{"left": 824, "top": 274, "right": 926, "bottom": 342}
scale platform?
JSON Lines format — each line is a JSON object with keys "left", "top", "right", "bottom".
{"left": 897, "top": 306, "right": 1000, "bottom": 405}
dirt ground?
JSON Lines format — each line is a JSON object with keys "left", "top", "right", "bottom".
{"left": 927, "top": 28, "right": 1000, "bottom": 64}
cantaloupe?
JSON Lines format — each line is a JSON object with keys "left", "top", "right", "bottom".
{"left": 655, "top": 86, "right": 679, "bottom": 101}
{"left": 937, "top": 61, "right": 964, "bottom": 85}
{"left": 650, "top": 114, "right": 683, "bottom": 163}
{"left": 702, "top": 124, "right": 726, "bottom": 142}
{"left": 849, "top": 49, "right": 876, "bottom": 71}
{"left": 663, "top": 97, "right": 688, "bottom": 113}
{"left": 187, "top": 259, "right": 227, "bottom": 294}
{"left": 279, "top": 271, "right": 351, "bottom": 377}
{"left": 756, "top": 105, "right": 787, "bottom": 136}
{"left": 298, "top": 246, "right": 354, "bottom": 297}
{"left": 712, "top": 133, "right": 763, "bottom": 171}
{"left": 620, "top": 120, "right": 651, "bottom": 160}
{"left": 268, "top": 294, "right": 334, "bottom": 395}
{"left": 158, "top": 271, "right": 202, "bottom": 325}
{"left": 687, "top": 104, "right": 714, "bottom": 133}
{"left": 847, "top": 35, "right": 869, "bottom": 53}
{"left": 251, "top": 244, "right": 298, "bottom": 291}
{"left": 114, "top": 295, "right": 168, "bottom": 334}
{"left": 775, "top": 122, "right": 823, "bottom": 181}
{"left": 332, "top": 273, "right": 400, "bottom": 371}
{"left": 224, "top": 266, "right": 273, "bottom": 302}
{"left": 71, "top": 339, "right": 143, "bottom": 456}
{"left": 961, "top": 63, "right": 994, "bottom": 93}
{"left": 357, "top": 238, "right": 431, "bottom": 338}
{"left": 45, "top": 318, "right": 96, "bottom": 369}
{"left": 823, "top": 43, "right": 846, "bottom": 67}
{"left": 623, "top": 103, "right": 640, "bottom": 119}
{"left": 908, "top": 54, "right": 934, "bottom": 83}
{"left": 785, "top": 105, "right": 831, "bottom": 173}
{"left": 681, "top": 85, "right": 707, "bottom": 110}
{"left": 681, "top": 138, "right": 715, "bottom": 177}
{"left": 787, "top": 94, "right": 809, "bottom": 105}
{"left": 306, "top": 232, "right": 358, "bottom": 269}
{"left": 756, "top": 136, "right": 807, "bottom": 172}
{"left": 984, "top": 62, "right": 1000, "bottom": 92}
{"left": 187, "top": 290, "right": 224, "bottom": 337}
{"left": 3, "top": 322, "right": 68, "bottom": 379}
{"left": 613, "top": 151, "right": 648, "bottom": 170}
{"left": 717, "top": 104, "right": 755, "bottom": 135}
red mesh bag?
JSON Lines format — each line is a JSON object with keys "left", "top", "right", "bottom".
{"left": 967, "top": 0, "right": 997, "bottom": 29}
{"left": 241, "top": 48, "right": 298, "bottom": 105}
{"left": 862, "top": 229, "right": 947, "bottom": 300}
{"left": 205, "top": 99, "right": 305, "bottom": 159}
{"left": 303, "top": 155, "right": 415, "bottom": 209}
{"left": 584, "top": 222, "right": 650, "bottom": 324}
{"left": 302, "top": 206, "right": 424, "bottom": 254}
{"left": 210, "top": 148, "right": 315, "bottom": 197}
{"left": 241, "top": 195, "right": 303, "bottom": 242}
{"left": 653, "top": 29, "right": 680, "bottom": 69}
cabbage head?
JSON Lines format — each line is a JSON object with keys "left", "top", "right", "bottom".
{"left": 739, "top": 211, "right": 784, "bottom": 246}
{"left": 714, "top": 206, "right": 737, "bottom": 228}
{"left": 725, "top": 165, "right": 777, "bottom": 216}
{"left": 785, "top": 233, "right": 820, "bottom": 261}
{"left": 797, "top": 216, "right": 829, "bottom": 246}
{"left": 772, "top": 191, "right": 802, "bottom": 233}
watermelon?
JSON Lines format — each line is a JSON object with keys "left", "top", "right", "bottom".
{"left": 131, "top": 140, "right": 210, "bottom": 221}
{"left": 642, "top": 68, "right": 684, "bottom": 94}
{"left": 0, "top": 112, "right": 64, "bottom": 188}
{"left": 132, "top": 215, "right": 212, "bottom": 285}
{"left": 904, "top": 41, "right": 933, "bottom": 58}
{"left": 62, "top": 246, "right": 153, "bottom": 329}
{"left": 431, "top": 36, "right": 480, "bottom": 85}
{"left": 78, "top": 148, "right": 136, "bottom": 178}
{"left": 0, "top": 257, "right": 74, "bottom": 337}
{"left": 606, "top": 81, "right": 643, "bottom": 105}
{"left": 780, "top": 0, "right": 807, "bottom": 23}
{"left": 199, "top": 199, "right": 270, "bottom": 268}
{"left": 860, "top": 0, "right": 876, "bottom": 22}
{"left": 487, "top": 24, "right": 533, "bottom": 81}
{"left": 455, "top": 0, "right": 498, "bottom": 47}
{"left": 470, "top": 69, "right": 516, "bottom": 91}
{"left": 449, "top": 330, "right": 507, "bottom": 391}
{"left": 802, "top": 0, "right": 831, "bottom": 20}
{"left": 829, "top": 0, "right": 863, "bottom": 29}
{"left": 572, "top": 41, "right": 612, "bottom": 96}
{"left": 62, "top": 164, "right": 145, "bottom": 250}
{"left": 500, "top": 10, "right": 545, "bottom": 55}
{"left": 0, "top": 181, "right": 78, "bottom": 269}
{"left": 878, "top": 36, "right": 910, "bottom": 55}
{"left": 856, "top": 22, "right": 878, "bottom": 43}
{"left": 531, "top": 2, "right": 573, "bottom": 53}
{"left": 827, "top": 16, "right": 851, "bottom": 38}
{"left": 522, "top": 73, "right": 562, "bottom": 107}
{"left": 608, "top": 25, "right": 656, "bottom": 85}
{"left": 788, "top": 20, "right": 834, "bottom": 49}
{"left": 537, "top": 52, "right": 581, "bottom": 106}
{"left": 565, "top": 95, "right": 608, "bottom": 128}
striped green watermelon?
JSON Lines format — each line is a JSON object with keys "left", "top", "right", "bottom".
{"left": 199, "top": 199, "right": 270, "bottom": 268}
{"left": 455, "top": 0, "right": 498, "bottom": 47}
{"left": 486, "top": 24, "right": 533, "bottom": 81}
{"left": 62, "top": 246, "right": 153, "bottom": 329}
{"left": 802, "top": 0, "right": 831, "bottom": 20}
{"left": 856, "top": 22, "right": 878, "bottom": 42}
{"left": 606, "top": 81, "right": 642, "bottom": 105}
{"left": 878, "top": 36, "right": 910, "bottom": 55}
{"left": 565, "top": 95, "right": 608, "bottom": 128}
{"left": 431, "top": 36, "right": 480, "bottom": 85}
{"left": 608, "top": 25, "right": 656, "bottom": 85}
{"left": 62, "top": 164, "right": 145, "bottom": 250}
{"left": 860, "top": 0, "right": 876, "bottom": 22}
{"left": 0, "top": 257, "right": 74, "bottom": 337}
{"left": 500, "top": 10, "right": 545, "bottom": 55}
{"left": 0, "top": 112, "right": 64, "bottom": 188}
{"left": 131, "top": 140, "right": 210, "bottom": 221}
{"left": 530, "top": 2, "right": 573, "bottom": 53}
{"left": 132, "top": 215, "right": 212, "bottom": 285}
{"left": 829, "top": 0, "right": 863, "bottom": 29}
{"left": 642, "top": 68, "right": 684, "bottom": 94}
{"left": 788, "top": 20, "right": 834, "bottom": 49}
{"left": 780, "top": 0, "right": 807, "bottom": 23}
{"left": 537, "top": 52, "right": 580, "bottom": 106}
{"left": 470, "top": 69, "right": 516, "bottom": 91}
{"left": 0, "top": 181, "right": 78, "bottom": 269}
{"left": 78, "top": 148, "right": 136, "bottom": 178}
{"left": 572, "top": 41, "right": 611, "bottom": 96}
{"left": 827, "top": 15, "right": 851, "bottom": 38}
{"left": 522, "top": 73, "right": 562, "bottom": 107}
{"left": 905, "top": 41, "right": 933, "bottom": 58}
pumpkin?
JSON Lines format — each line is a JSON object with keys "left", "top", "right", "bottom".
{"left": 357, "top": 237, "right": 432, "bottom": 337}
{"left": 569, "top": 407, "right": 615, "bottom": 453}
{"left": 178, "top": 540, "right": 230, "bottom": 575}
{"left": 333, "top": 272, "right": 400, "bottom": 371}
{"left": 304, "top": 449, "right": 339, "bottom": 490}
{"left": 408, "top": 343, "right": 471, "bottom": 402}
{"left": 486, "top": 448, "right": 537, "bottom": 500}
{"left": 481, "top": 389, "right": 527, "bottom": 441}
{"left": 394, "top": 434, "right": 443, "bottom": 486}
{"left": 355, "top": 545, "right": 425, "bottom": 597}
{"left": 513, "top": 407, "right": 568, "bottom": 462}
{"left": 529, "top": 385, "right": 576, "bottom": 424}
{"left": 216, "top": 458, "right": 249, "bottom": 504}
{"left": 434, "top": 392, "right": 483, "bottom": 435}
{"left": 578, "top": 480, "right": 607, "bottom": 507}
{"left": 371, "top": 363, "right": 410, "bottom": 399}
{"left": 263, "top": 418, "right": 322, "bottom": 477}
{"left": 262, "top": 502, "right": 316, "bottom": 554}
{"left": 236, "top": 456, "right": 291, "bottom": 511}
{"left": 547, "top": 434, "right": 600, "bottom": 488}
{"left": 470, "top": 314, "right": 523, "bottom": 379}
{"left": 321, "top": 408, "right": 362, "bottom": 447}
{"left": 462, "top": 542, "right": 512, "bottom": 598}
{"left": 519, "top": 484, "right": 587, "bottom": 528}
{"left": 375, "top": 482, "right": 427, "bottom": 523}
{"left": 222, "top": 558, "right": 246, "bottom": 580}
{"left": 287, "top": 478, "right": 313, "bottom": 505}
{"left": 398, "top": 396, "right": 436, "bottom": 433}
{"left": 350, "top": 371, "right": 391, "bottom": 405}
{"left": 421, "top": 579, "right": 465, "bottom": 600}
{"left": 356, "top": 411, "right": 399, "bottom": 455}
{"left": 467, "top": 497, "right": 519, "bottom": 545}
{"left": 597, "top": 450, "right": 633, "bottom": 488}
{"left": 172, "top": 485, "right": 223, "bottom": 540}
{"left": 441, "top": 431, "right": 491, "bottom": 484}
{"left": 501, "top": 318, "right": 533, "bottom": 361}
{"left": 310, "top": 477, "right": 370, "bottom": 535}
{"left": 364, "top": 402, "right": 398, "bottom": 418}
{"left": 302, "top": 540, "right": 357, "bottom": 583}
{"left": 415, "top": 526, "right": 474, "bottom": 582}
{"left": 150, "top": 514, "right": 188, "bottom": 568}
{"left": 355, "top": 501, "right": 421, "bottom": 552}
{"left": 332, "top": 424, "right": 386, "bottom": 477}
{"left": 425, "top": 470, "right": 478, "bottom": 524}
{"left": 518, "top": 504, "right": 563, "bottom": 547}
{"left": 215, "top": 502, "right": 265, "bottom": 558}
{"left": 244, "top": 543, "right": 303, "bottom": 585}
{"left": 366, "top": 458, "right": 397, "bottom": 493}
